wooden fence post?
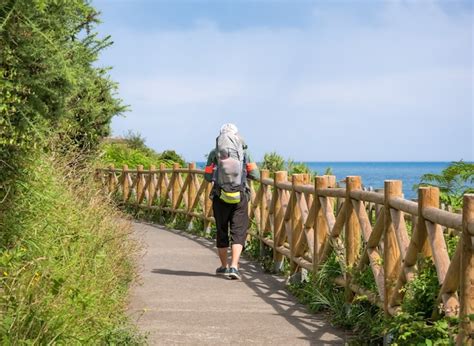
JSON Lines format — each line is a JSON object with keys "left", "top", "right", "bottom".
{"left": 122, "top": 164, "right": 130, "bottom": 202}
{"left": 384, "top": 180, "right": 402, "bottom": 314}
{"left": 290, "top": 174, "right": 305, "bottom": 276}
{"left": 273, "top": 171, "right": 288, "bottom": 272}
{"left": 171, "top": 163, "right": 180, "bottom": 209}
{"left": 108, "top": 164, "right": 116, "bottom": 194}
{"left": 259, "top": 169, "right": 270, "bottom": 257}
{"left": 345, "top": 176, "right": 361, "bottom": 302}
{"left": 375, "top": 188, "right": 384, "bottom": 222}
{"left": 415, "top": 187, "right": 434, "bottom": 257}
{"left": 147, "top": 165, "right": 156, "bottom": 207}
{"left": 419, "top": 187, "right": 458, "bottom": 318}
{"left": 458, "top": 194, "right": 474, "bottom": 345}
{"left": 314, "top": 176, "right": 328, "bottom": 271}
{"left": 203, "top": 181, "right": 212, "bottom": 234}
{"left": 186, "top": 163, "right": 197, "bottom": 230}
{"left": 136, "top": 165, "right": 145, "bottom": 205}
{"left": 159, "top": 163, "right": 167, "bottom": 202}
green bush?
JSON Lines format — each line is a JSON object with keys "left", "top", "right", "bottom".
{"left": 261, "top": 152, "right": 331, "bottom": 178}
{"left": 287, "top": 159, "right": 313, "bottom": 176}
{"left": 415, "top": 160, "right": 474, "bottom": 211}
{"left": 261, "top": 152, "right": 285, "bottom": 173}
{"left": 100, "top": 142, "right": 163, "bottom": 168}
{"left": 402, "top": 258, "right": 439, "bottom": 318}
{"left": 99, "top": 143, "right": 184, "bottom": 169}
{"left": 288, "top": 254, "right": 384, "bottom": 343}
{"left": 286, "top": 252, "right": 457, "bottom": 343}
{"left": 385, "top": 257, "right": 457, "bottom": 345}
{"left": 388, "top": 313, "right": 456, "bottom": 345}
{"left": 99, "top": 134, "right": 186, "bottom": 169}
{"left": 160, "top": 150, "right": 186, "bottom": 167}
{"left": 0, "top": 153, "right": 144, "bottom": 344}
{"left": 0, "top": 0, "right": 126, "bottom": 228}
{"left": 0, "top": 2, "right": 144, "bottom": 343}
{"left": 0, "top": 0, "right": 125, "bottom": 159}
{"left": 124, "top": 130, "right": 147, "bottom": 150}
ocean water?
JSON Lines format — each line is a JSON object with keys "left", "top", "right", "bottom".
{"left": 197, "top": 161, "right": 452, "bottom": 200}
{"left": 303, "top": 162, "right": 450, "bottom": 200}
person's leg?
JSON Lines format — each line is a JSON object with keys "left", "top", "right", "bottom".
{"left": 218, "top": 247, "right": 228, "bottom": 268}
{"left": 229, "top": 194, "right": 249, "bottom": 269}
{"left": 212, "top": 197, "right": 232, "bottom": 268}
{"left": 230, "top": 244, "right": 243, "bottom": 269}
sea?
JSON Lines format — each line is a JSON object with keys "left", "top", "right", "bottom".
{"left": 197, "top": 161, "right": 455, "bottom": 200}
{"left": 303, "top": 162, "right": 450, "bottom": 200}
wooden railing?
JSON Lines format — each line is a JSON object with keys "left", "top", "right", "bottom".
{"left": 96, "top": 163, "right": 473, "bottom": 343}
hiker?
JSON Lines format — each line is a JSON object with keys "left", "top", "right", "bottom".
{"left": 204, "top": 123, "right": 260, "bottom": 280}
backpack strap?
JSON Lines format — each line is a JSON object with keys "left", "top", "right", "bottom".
{"left": 241, "top": 152, "right": 247, "bottom": 186}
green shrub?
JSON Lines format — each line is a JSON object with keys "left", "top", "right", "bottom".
{"left": 0, "top": 2, "right": 143, "bottom": 342}
{"left": 287, "top": 159, "right": 313, "bottom": 176}
{"left": 415, "top": 160, "right": 474, "bottom": 211}
{"left": 160, "top": 150, "right": 186, "bottom": 167}
{"left": 100, "top": 142, "right": 162, "bottom": 168}
{"left": 0, "top": 0, "right": 125, "bottom": 163}
{"left": 0, "top": 153, "right": 144, "bottom": 344}
{"left": 0, "top": 0, "right": 125, "bottom": 233}
{"left": 402, "top": 258, "right": 439, "bottom": 318}
{"left": 288, "top": 254, "right": 384, "bottom": 343}
{"left": 261, "top": 152, "right": 330, "bottom": 178}
{"left": 385, "top": 257, "right": 457, "bottom": 345}
{"left": 99, "top": 136, "right": 186, "bottom": 169}
{"left": 388, "top": 313, "right": 456, "bottom": 345}
{"left": 125, "top": 130, "right": 147, "bottom": 150}
{"left": 261, "top": 152, "right": 285, "bottom": 173}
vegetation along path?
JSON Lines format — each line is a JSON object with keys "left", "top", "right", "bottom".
{"left": 128, "top": 222, "right": 348, "bottom": 345}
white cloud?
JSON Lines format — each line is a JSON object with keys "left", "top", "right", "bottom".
{"left": 289, "top": 68, "right": 471, "bottom": 110}
{"left": 122, "top": 77, "right": 245, "bottom": 106}
{"left": 101, "top": 2, "right": 473, "bottom": 161}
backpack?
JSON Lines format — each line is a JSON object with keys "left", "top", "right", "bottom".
{"left": 215, "top": 131, "right": 246, "bottom": 204}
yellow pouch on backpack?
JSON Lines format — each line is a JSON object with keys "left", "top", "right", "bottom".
{"left": 219, "top": 190, "right": 241, "bottom": 204}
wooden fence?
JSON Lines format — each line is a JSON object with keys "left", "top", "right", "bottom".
{"left": 96, "top": 163, "right": 473, "bottom": 343}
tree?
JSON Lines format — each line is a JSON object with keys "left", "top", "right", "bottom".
{"left": 1, "top": 0, "right": 125, "bottom": 152}
{"left": 160, "top": 150, "right": 186, "bottom": 167}
{"left": 124, "top": 130, "right": 146, "bottom": 150}
{"left": 415, "top": 161, "right": 474, "bottom": 210}
{"left": 0, "top": 0, "right": 125, "bottom": 200}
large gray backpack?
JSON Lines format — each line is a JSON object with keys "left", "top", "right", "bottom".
{"left": 215, "top": 132, "right": 245, "bottom": 202}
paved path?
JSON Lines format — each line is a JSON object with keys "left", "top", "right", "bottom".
{"left": 128, "top": 222, "right": 349, "bottom": 345}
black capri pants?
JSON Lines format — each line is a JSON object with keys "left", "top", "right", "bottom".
{"left": 212, "top": 193, "right": 249, "bottom": 248}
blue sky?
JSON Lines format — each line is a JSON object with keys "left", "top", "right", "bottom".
{"left": 93, "top": 0, "right": 473, "bottom": 162}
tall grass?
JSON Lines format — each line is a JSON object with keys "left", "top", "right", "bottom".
{"left": 0, "top": 152, "right": 144, "bottom": 344}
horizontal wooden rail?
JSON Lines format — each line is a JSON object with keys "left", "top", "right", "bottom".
{"left": 96, "top": 163, "right": 473, "bottom": 340}
{"left": 261, "top": 177, "right": 274, "bottom": 186}
{"left": 293, "top": 184, "right": 314, "bottom": 194}
{"left": 317, "top": 188, "right": 346, "bottom": 198}
{"left": 350, "top": 190, "right": 384, "bottom": 204}
{"left": 275, "top": 181, "right": 292, "bottom": 190}
{"left": 389, "top": 196, "right": 419, "bottom": 216}
{"left": 423, "top": 206, "right": 463, "bottom": 229}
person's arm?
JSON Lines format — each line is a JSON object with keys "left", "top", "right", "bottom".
{"left": 204, "top": 149, "right": 216, "bottom": 182}
{"left": 245, "top": 151, "right": 260, "bottom": 181}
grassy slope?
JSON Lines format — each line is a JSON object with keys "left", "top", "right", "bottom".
{"left": 0, "top": 153, "right": 143, "bottom": 344}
